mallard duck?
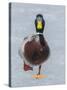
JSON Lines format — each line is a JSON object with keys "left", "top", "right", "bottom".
{"left": 19, "top": 14, "right": 50, "bottom": 79}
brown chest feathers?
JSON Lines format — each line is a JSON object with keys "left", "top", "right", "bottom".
{"left": 24, "top": 38, "right": 50, "bottom": 65}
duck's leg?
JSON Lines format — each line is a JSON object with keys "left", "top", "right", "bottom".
{"left": 37, "top": 65, "right": 41, "bottom": 75}
{"left": 32, "top": 65, "right": 41, "bottom": 79}
{"left": 32, "top": 65, "right": 42, "bottom": 79}
{"left": 24, "top": 61, "right": 33, "bottom": 71}
{"left": 32, "top": 65, "right": 47, "bottom": 79}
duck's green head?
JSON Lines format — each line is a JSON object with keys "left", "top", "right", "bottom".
{"left": 35, "top": 14, "right": 45, "bottom": 33}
